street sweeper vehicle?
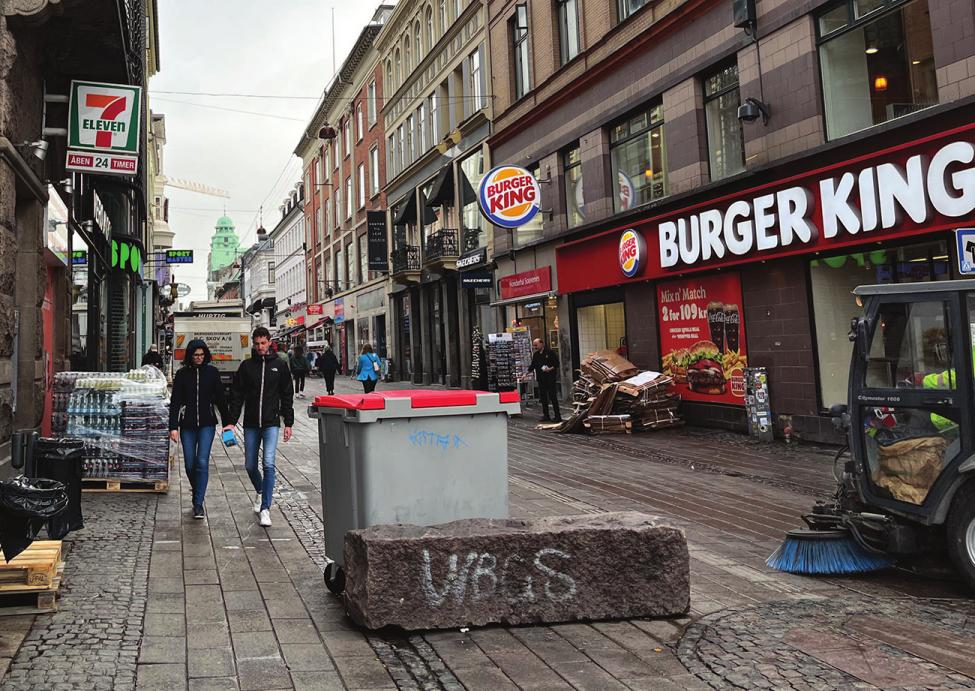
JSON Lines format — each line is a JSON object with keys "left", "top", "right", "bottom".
{"left": 768, "top": 279, "right": 975, "bottom": 588}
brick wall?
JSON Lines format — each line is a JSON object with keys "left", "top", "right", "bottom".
{"left": 931, "top": 0, "right": 975, "bottom": 100}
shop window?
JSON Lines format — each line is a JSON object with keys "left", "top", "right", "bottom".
{"left": 610, "top": 102, "right": 667, "bottom": 213}
{"left": 810, "top": 239, "right": 949, "bottom": 407}
{"left": 818, "top": 0, "right": 936, "bottom": 141}
{"left": 514, "top": 162, "right": 544, "bottom": 248}
{"left": 704, "top": 62, "right": 745, "bottom": 181}
{"left": 512, "top": 4, "right": 531, "bottom": 100}
{"left": 557, "top": 0, "right": 580, "bottom": 65}
{"left": 577, "top": 302, "right": 626, "bottom": 359}
{"left": 564, "top": 142, "right": 584, "bottom": 228}
{"left": 460, "top": 149, "right": 485, "bottom": 253}
{"left": 618, "top": 0, "right": 647, "bottom": 22}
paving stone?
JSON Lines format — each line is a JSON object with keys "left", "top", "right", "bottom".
{"left": 136, "top": 663, "right": 188, "bottom": 691}
{"left": 188, "top": 677, "right": 239, "bottom": 691}
{"left": 221, "top": 591, "right": 262, "bottom": 612}
{"left": 280, "top": 643, "right": 335, "bottom": 672}
{"left": 139, "top": 636, "right": 187, "bottom": 664}
{"left": 188, "top": 647, "right": 235, "bottom": 679}
{"left": 227, "top": 609, "right": 273, "bottom": 633}
{"left": 236, "top": 657, "right": 291, "bottom": 691}
{"left": 187, "top": 621, "right": 231, "bottom": 650}
{"left": 290, "top": 671, "right": 347, "bottom": 691}
{"left": 272, "top": 618, "right": 322, "bottom": 645}
{"left": 231, "top": 631, "right": 280, "bottom": 660}
{"left": 331, "top": 654, "right": 396, "bottom": 688}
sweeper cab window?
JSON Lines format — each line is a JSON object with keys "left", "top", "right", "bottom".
{"left": 866, "top": 300, "right": 953, "bottom": 390}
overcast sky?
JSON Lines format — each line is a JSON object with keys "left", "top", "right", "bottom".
{"left": 151, "top": 0, "right": 385, "bottom": 300}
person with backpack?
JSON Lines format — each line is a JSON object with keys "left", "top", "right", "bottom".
{"left": 168, "top": 339, "right": 233, "bottom": 519}
{"left": 317, "top": 343, "right": 340, "bottom": 395}
{"left": 289, "top": 345, "right": 310, "bottom": 399}
{"left": 355, "top": 343, "right": 382, "bottom": 393}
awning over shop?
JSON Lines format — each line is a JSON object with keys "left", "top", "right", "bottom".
{"left": 424, "top": 167, "right": 454, "bottom": 207}
{"left": 260, "top": 297, "right": 276, "bottom": 308}
{"left": 489, "top": 291, "right": 556, "bottom": 308}
{"left": 391, "top": 193, "right": 417, "bottom": 225}
{"left": 277, "top": 324, "right": 305, "bottom": 339}
{"left": 246, "top": 299, "right": 262, "bottom": 314}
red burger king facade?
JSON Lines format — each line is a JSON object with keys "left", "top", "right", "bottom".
{"left": 556, "top": 115, "right": 975, "bottom": 442}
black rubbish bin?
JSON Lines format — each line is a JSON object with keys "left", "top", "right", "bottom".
{"left": 33, "top": 438, "right": 85, "bottom": 539}
{"left": 0, "top": 477, "right": 68, "bottom": 562}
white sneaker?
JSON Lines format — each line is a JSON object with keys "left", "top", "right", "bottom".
{"left": 259, "top": 509, "right": 271, "bottom": 527}
{"left": 253, "top": 493, "right": 262, "bottom": 514}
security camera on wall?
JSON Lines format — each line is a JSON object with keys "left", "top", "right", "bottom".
{"left": 738, "top": 97, "right": 770, "bottom": 125}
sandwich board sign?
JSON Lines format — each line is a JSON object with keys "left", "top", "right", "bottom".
{"left": 956, "top": 228, "right": 975, "bottom": 275}
{"left": 66, "top": 80, "right": 142, "bottom": 176}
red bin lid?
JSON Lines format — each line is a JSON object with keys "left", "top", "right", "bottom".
{"left": 312, "top": 389, "right": 514, "bottom": 410}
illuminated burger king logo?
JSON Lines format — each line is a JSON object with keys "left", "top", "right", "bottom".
{"left": 478, "top": 165, "right": 541, "bottom": 229}
{"left": 618, "top": 229, "right": 645, "bottom": 278}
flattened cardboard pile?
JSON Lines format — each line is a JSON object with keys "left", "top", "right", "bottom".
{"left": 558, "top": 351, "right": 682, "bottom": 434}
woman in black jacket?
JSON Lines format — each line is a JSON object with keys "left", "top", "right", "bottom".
{"left": 169, "top": 339, "right": 233, "bottom": 519}
{"left": 317, "top": 343, "right": 340, "bottom": 395}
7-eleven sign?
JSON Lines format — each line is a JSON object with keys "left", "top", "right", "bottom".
{"left": 68, "top": 81, "right": 142, "bottom": 154}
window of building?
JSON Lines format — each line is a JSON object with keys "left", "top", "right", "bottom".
{"left": 385, "top": 60, "right": 392, "bottom": 92}
{"left": 405, "top": 37, "right": 412, "bottom": 77}
{"left": 346, "top": 177, "right": 353, "bottom": 219}
{"left": 334, "top": 188, "right": 342, "bottom": 228}
{"left": 810, "top": 239, "right": 949, "bottom": 407}
{"left": 370, "top": 146, "right": 380, "bottom": 196}
{"left": 356, "top": 103, "right": 364, "bottom": 141}
{"left": 406, "top": 114, "right": 415, "bottom": 164}
{"left": 418, "top": 104, "right": 427, "bottom": 154}
{"left": 336, "top": 130, "right": 342, "bottom": 166}
{"left": 515, "top": 162, "right": 544, "bottom": 248}
{"left": 395, "top": 48, "right": 401, "bottom": 86}
{"left": 358, "top": 164, "right": 366, "bottom": 208}
{"left": 704, "top": 63, "right": 745, "bottom": 181}
{"left": 618, "top": 0, "right": 647, "bottom": 21}
{"left": 460, "top": 149, "right": 486, "bottom": 253}
{"left": 817, "top": 0, "right": 936, "bottom": 141}
{"left": 455, "top": 0, "right": 463, "bottom": 21}
{"left": 429, "top": 92, "right": 439, "bottom": 142}
{"left": 336, "top": 248, "right": 344, "bottom": 289}
{"left": 426, "top": 6, "right": 434, "bottom": 50}
{"left": 397, "top": 124, "right": 405, "bottom": 171}
{"left": 387, "top": 134, "right": 396, "bottom": 177}
{"left": 344, "top": 120, "right": 351, "bottom": 157}
{"left": 314, "top": 156, "right": 322, "bottom": 185}
{"left": 557, "top": 0, "right": 580, "bottom": 65}
{"left": 610, "top": 102, "right": 667, "bottom": 213}
{"left": 304, "top": 170, "right": 311, "bottom": 197}
{"left": 360, "top": 237, "right": 369, "bottom": 283}
{"left": 324, "top": 199, "right": 332, "bottom": 234}
{"left": 512, "top": 4, "right": 531, "bottom": 100}
{"left": 316, "top": 204, "right": 324, "bottom": 243}
{"left": 347, "top": 242, "right": 356, "bottom": 287}
{"left": 469, "top": 49, "right": 484, "bottom": 111}
{"left": 367, "top": 80, "right": 377, "bottom": 125}
{"left": 268, "top": 261, "right": 276, "bottom": 284}
{"left": 564, "top": 142, "right": 584, "bottom": 228}
{"left": 324, "top": 146, "right": 330, "bottom": 175}
{"left": 439, "top": 0, "right": 446, "bottom": 35}
{"left": 421, "top": 177, "right": 445, "bottom": 239}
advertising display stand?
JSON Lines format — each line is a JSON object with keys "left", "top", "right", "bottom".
{"left": 51, "top": 367, "right": 170, "bottom": 492}
{"left": 487, "top": 333, "right": 517, "bottom": 391}
{"left": 745, "top": 367, "right": 774, "bottom": 442}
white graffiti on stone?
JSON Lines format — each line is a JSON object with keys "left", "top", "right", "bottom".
{"left": 420, "top": 548, "right": 576, "bottom": 607}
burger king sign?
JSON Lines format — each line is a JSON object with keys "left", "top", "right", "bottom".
{"left": 478, "top": 165, "right": 541, "bottom": 229}
{"left": 619, "top": 229, "right": 644, "bottom": 278}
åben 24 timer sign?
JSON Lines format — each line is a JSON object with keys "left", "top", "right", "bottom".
{"left": 66, "top": 80, "right": 142, "bottom": 176}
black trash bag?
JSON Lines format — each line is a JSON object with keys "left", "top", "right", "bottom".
{"left": 33, "top": 437, "right": 85, "bottom": 539}
{"left": 0, "top": 476, "right": 68, "bottom": 562}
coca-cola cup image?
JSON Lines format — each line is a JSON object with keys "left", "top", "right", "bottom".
{"left": 706, "top": 301, "right": 725, "bottom": 352}
{"left": 724, "top": 303, "right": 740, "bottom": 353}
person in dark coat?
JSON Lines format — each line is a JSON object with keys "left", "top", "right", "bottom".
{"left": 228, "top": 327, "right": 294, "bottom": 528}
{"left": 142, "top": 344, "right": 165, "bottom": 369}
{"left": 528, "top": 338, "right": 562, "bottom": 423}
{"left": 317, "top": 343, "right": 340, "bottom": 395}
{"left": 289, "top": 345, "right": 310, "bottom": 399}
{"left": 169, "top": 339, "right": 232, "bottom": 519}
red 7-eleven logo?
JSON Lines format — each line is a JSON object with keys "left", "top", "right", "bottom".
{"left": 85, "top": 93, "right": 128, "bottom": 148}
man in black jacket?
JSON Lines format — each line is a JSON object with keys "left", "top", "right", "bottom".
{"left": 528, "top": 338, "right": 562, "bottom": 423}
{"left": 229, "top": 327, "right": 294, "bottom": 528}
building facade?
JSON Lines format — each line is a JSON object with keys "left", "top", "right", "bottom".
{"left": 379, "top": 0, "right": 495, "bottom": 387}
{"left": 271, "top": 184, "right": 308, "bottom": 343}
{"left": 486, "top": 0, "right": 975, "bottom": 441}
{"left": 297, "top": 6, "right": 393, "bottom": 372}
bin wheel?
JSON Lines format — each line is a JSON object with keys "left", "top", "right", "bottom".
{"left": 324, "top": 562, "right": 346, "bottom": 596}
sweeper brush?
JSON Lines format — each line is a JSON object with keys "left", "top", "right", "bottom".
{"left": 766, "top": 529, "right": 895, "bottom": 575}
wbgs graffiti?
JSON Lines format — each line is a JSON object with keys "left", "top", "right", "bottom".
{"left": 421, "top": 547, "right": 577, "bottom": 608}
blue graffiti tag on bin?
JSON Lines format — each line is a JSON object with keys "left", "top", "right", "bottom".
{"left": 409, "top": 430, "right": 469, "bottom": 451}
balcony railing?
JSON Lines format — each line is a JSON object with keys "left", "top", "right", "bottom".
{"left": 424, "top": 229, "right": 459, "bottom": 263}
{"left": 391, "top": 245, "right": 420, "bottom": 274}
{"left": 461, "top": 228, "right": 483, "bottom": 255}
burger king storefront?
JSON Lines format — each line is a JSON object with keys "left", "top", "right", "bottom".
{"left": 556, "top": 115, "right": 975, "bottom": 443}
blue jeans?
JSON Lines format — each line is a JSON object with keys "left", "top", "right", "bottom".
{"left": 244, "top": 426, "right": 279, "bottom": 511}
{"left": 180, "top": 426, "right": 215, "bottom": 508}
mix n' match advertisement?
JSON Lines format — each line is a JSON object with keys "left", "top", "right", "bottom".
{"left": 657, "top": 273, "right": 747, "bottom": 405}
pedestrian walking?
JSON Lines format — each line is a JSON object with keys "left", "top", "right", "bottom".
{"left": 141, "top": 344, "right": 164, "bottom": 369}
{"left": 306, "top": 348, "right": 318, "bottom": 377}
{"left": 528, "top": 338, "right": 562, "bottom": 423}
{"left": 318, "top": 343, "right": 339, "bottom": 395}
{"left": 229, "top": 327, "right": 294, "bottom": 528}
{"left": 355, "top": 343, "right": 382, "bottom": 393}
{"left": 290, "top": 345, "right": 310, "bottom": 399}
{"left": 168, "top": 339, "right": 233, "bottom": 519}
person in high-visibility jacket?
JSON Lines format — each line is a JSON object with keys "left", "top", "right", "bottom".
{"left": 923, "top": 368, "right": 958, "bottom": 431}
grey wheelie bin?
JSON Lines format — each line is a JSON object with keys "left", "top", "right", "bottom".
{"left": 308, "top": 389, "right": 521, "bottom": 593}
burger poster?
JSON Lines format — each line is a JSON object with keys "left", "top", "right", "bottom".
{"left": 657, "top": 273, "right": 747, "bottom": 405}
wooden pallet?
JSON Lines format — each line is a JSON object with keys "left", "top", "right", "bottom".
{"left": 82, "top": 478, "right": 169, "bottom": 493}
{"left": 0, "top": 542, "right": 64, "bottom": 613}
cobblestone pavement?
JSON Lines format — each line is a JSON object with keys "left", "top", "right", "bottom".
{"left": 2, "top": 374, "right": 974, "bottom": 690}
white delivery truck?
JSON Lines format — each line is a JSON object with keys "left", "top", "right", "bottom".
{"left": 172, "top": 300, "right": 251, "bottom": 390}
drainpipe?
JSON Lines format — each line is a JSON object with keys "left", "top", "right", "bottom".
{"left": 0, "top": 137, "right": 49, "bottom": 205}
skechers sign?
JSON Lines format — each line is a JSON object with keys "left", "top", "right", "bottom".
{"left": 555, "top": 124, "right": 975, "bottom": 294}
{"left": 618, "top": 229, "right": 644, "bottom": 278}
{"left": 478, "top": 165, "right": 541, "bottom": 228}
